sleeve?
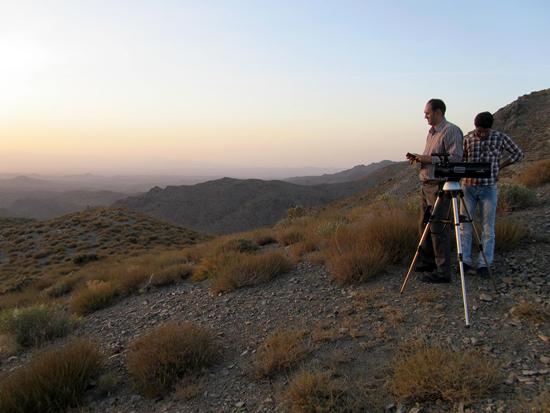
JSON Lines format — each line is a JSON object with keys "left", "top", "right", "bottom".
{"left": 502, "top": 133, "right": 524, "bottom": 164}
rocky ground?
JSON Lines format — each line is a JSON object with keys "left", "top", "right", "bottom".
{"left": 3, "top": 185, "right": 550, "bottom": 413}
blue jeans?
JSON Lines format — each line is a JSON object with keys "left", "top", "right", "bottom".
{"left": 460, "top": 183, "right": 498, "bottom": 267}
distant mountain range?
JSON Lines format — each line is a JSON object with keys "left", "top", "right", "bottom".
{"left": 283, "top": 160, "right": 397, "bottom": 185}
{"left": 113, "top": 162, "right": 409, "bottom": 235}
{"left": 2, "top": 88, "right": 548, "bottom": 231}
{"left": 0, "top": 161, "right": 402, "bottom": 224}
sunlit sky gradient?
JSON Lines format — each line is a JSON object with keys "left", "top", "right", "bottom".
{"left": 1, "top": 1, "right": 549, "bottom": 175}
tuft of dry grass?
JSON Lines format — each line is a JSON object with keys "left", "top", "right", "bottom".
{"left": 511, "top": 299, "right": 549, "bottom": 322}
{"left": 494, "top": 218, "right": 530, "bottom": 252}
{"left": 208, "top": 250, "right": 292, "bottom": 293}
{"left": 68, "top": 280, "right": 117, "bottom": 316}
{"left": 0, "top": 337, "right": 104, "bottom": 413}
{"left": 286, "top": 369, "right": 361, "bottom": 413}
{"left": 0, "top": 303, "right": 79, "bottom": 347}
{"left": 125, "top": 322, "right": 217, "bottom": 398}
{"left": 254, "top": 329, "right": 310, "bottom": 378}
{"left": 415, "top": 291, "right": 440, "bottom": 304}
{"left": 515, "top": 385, "right": 550, "bottom": 412}
{"left": 172, "top": 377, "right": 203, "bottom": 401}
{"left": 387, "top": 338, "right": 501, "bottom": 403}
{"left": 515, "top": 159, "right": 550, "bottom": 188}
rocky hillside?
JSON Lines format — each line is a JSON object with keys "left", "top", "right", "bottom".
{"left": 0, "top": 207, "right": 213, "bottom": 294}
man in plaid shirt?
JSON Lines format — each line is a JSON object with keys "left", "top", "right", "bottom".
{"left": 460, "top": 111, "right": 524, "bottom": 278}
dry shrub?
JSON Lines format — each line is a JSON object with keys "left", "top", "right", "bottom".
{"left": 307, "top": 251, "right": 325, "bottom": 266}
{"left": 516, "top": 159, "right": 550, "bottom": 188}
{"left": 0, "top": 290, "right": 50, "bottom": 312}
{"left": 153, "top": 262, "right": 195, "bottom": 286}
{"left": 494, "top": 218, "right": 530, "bottom": 252}
{"left": 250, "top": 228, "right": 277, "bottom": 245}
{"left": 384, "top": 306, "right": 405, "bottom": 325}
{"left": 68, "top": 280, "right": 116, "bottom": 316}
{"left": 126, "top": 322, "right": 217, "bottom": 398}
{"left": 387, "top": 339, "right": 501, "bottom": 403}
{"left": 311, "top": 322, "right": 341, "bottom": 343}
{"left": 173, "top": 377, "right": 202, "bottom": 401}
{"left": 254, "top": 329, "right": 309, "bottom": 378}
{"left": 289, "top": 239, "right": 319, "bottom": 262}
{"left": 0, "top": 337, "right": 104, "bottom": 413}
{"left": 0, "top": 303, "right": 79, "bottom": 347}
{"left": 326, "top": 227, "right": 389, "bottom": 284}
{"left": 209, "top": 250, "right": 292, "bottom": 293}
{"left": 277, "top": 227, "right": 306, "bottom": 246}
{"left": 416, "top": 291, "right": 440, "bottom": 304}
{"left": 113, "top": 265, "right": 153, "bottom": 295}
{"left": 286, "top": 369, "right": 361, "bottom": 413}
{"left": 511, "top": 299, "right": 549, "bottom": 322}
{"left": 0, "top": 333, "right": 19, "bottom": 358}
{"left": 325, "top": 208, "right": 417, "bottom": 284}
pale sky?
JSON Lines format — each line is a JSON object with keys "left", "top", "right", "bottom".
{"left": 1, "top": 0, "right": 549, "bottom": 175}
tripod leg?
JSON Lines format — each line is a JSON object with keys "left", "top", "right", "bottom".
{"left": 451, "top": 196, "right": 470, "bottom": 327}
{"left": 459, "top": 196, "right": 499, "bottom": 293}
{"left": 401, "top": 197, "right": 441, "bottom": 293}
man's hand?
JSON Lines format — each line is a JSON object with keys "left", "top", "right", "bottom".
{"left": 406, "top": 152, "right": 418, "bottom": 165}
{"left": 415, "top": 155, "right": 432, "bottom": 164}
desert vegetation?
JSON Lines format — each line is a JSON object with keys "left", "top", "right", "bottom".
{"left": 0, "top": 180, "right": 542, "bottom": 412}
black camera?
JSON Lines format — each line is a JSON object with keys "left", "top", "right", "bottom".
{"left": 433, "top": 153, "right": 491, "bottom": 181}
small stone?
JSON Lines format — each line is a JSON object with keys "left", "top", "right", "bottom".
{"left": 541, "top": 357, "right": 550, "bottom": 365}
{"left": 235, "top": 401, "right": 245, "bottom": 408}
{"left": 480, "top": 294, "right": 493, "bottom": 302}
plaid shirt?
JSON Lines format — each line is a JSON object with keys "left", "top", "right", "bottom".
{"left": 462, "top": 130, "right": 524, "bottom": 186}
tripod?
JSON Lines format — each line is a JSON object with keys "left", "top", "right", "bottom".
{"left": 400, "top": 180, "right": 499, "bottom": 327}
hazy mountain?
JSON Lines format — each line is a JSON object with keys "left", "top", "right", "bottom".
{"left": 0, "top": 189, "right": 129, "bottom": 221}
{"left": 284, "top": 160, "right": 398, "bottom": 185}
{"left": 113, "top": 160, "right": 411, "bottom": 235}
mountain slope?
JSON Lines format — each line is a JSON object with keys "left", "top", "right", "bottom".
{"left": 284, "top": 160, "right": 397, "bottom": 185}
{"left": 113, "top": 173, "right": 408, "bottom": 234}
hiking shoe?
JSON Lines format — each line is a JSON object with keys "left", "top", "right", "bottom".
{"left": 419, "top": 272, "right": 451, "bottom": 284}
{"left": 457, "top": 263, "right": 470, "bottom": 275}
{"left": 478, "top": 267, "right": 490, "bottom": 279}
{"left": 414, "top": 264, "right": 437, "bottom": 273}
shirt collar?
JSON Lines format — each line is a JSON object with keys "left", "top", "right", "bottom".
{"left": 430, "top": 118, "right": 448, "bottom": 134}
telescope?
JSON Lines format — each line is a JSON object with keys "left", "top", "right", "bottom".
{"left": 432, "top": 153, "right": 491, "bottom": 181}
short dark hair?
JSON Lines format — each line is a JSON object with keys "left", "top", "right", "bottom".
{"left": 427, "top": 99, "right": 446, "bottom": 116}
{"left": 474, "top": 112, "right": 494, "bottom": 128}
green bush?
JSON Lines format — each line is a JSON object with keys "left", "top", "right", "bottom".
{"left": 126, "top": 322, "right": 217, "bottom": 398}
{"left": 497, "top": 182, "right": 536, "bottom": 213}
{"left": 0, "top": 303, "right": 79, "bottom": 347}
{"left": 0, "top": 338, "right": 104, "bottom": 413}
